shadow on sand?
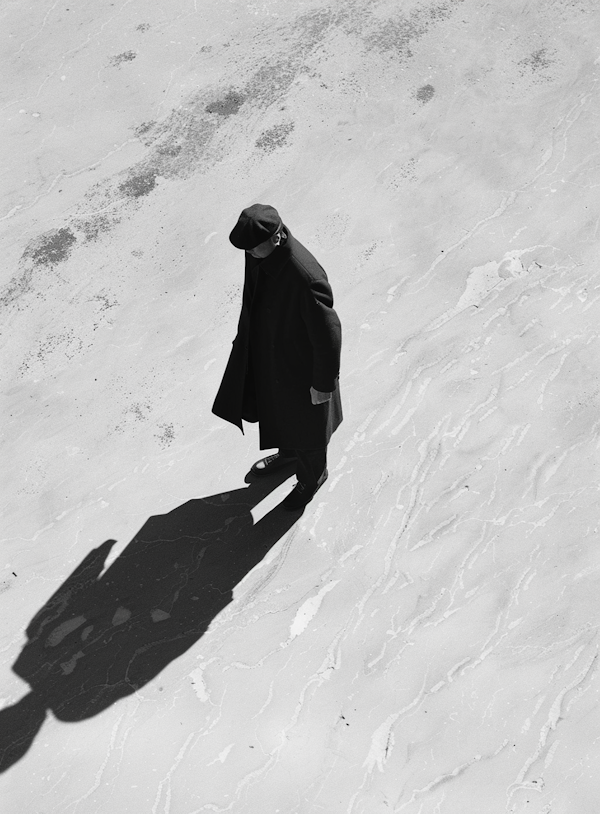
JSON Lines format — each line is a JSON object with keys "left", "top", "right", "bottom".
{"left": 0, "top": 466, "right": 300, "bottom": 773}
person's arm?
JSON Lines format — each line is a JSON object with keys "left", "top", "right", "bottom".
{"left": 233, "top": 262, "right": 257, "bottom": 340}
{"left": 310, "top": 386, "right": 332, "bottom": 404}
{"left": 299, "top": 274, "right": 342, "bottom": 398}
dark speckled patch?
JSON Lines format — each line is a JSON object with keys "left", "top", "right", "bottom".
{"left": 205, "top": 91, "right": 246, "bottom": 116}
{"left": 112, "top": 401, "right": 153, "bottom": 435}
{"left": 1, "top": 269, "right": 35, "bottom": 308}
{"left": 23, "top": 228, "right": 77, "bottom": 266}
{"left": 363, "top": 1, "right": 464, "bottom": 60}
{"left": 156, "top": 142, "right": 183, "bottom": 158}
{"left": 416, "top": 84, "right": 435, "bottom": 103}
{"left": 134, "top": 121, "right": 156, "bottom": 144}
{"left": 77, "top": 213, "right": 121, "bottom": 242}
{"left": 119, "top": 169, "right": 158, "bottom": 198}
{"left": 3, "top": 0, "right": 467, "bottom": 313}
{"left": 255, "top": 122, "right": 295, "bottom": 153}
{"left": 155, "top": 423, "right": 175, "bottom": 448}
{"left": 111, "top": 51, "right": 137, "bottom": 67}
{"left": 518, "top": 48, "right": 555, "bottom": 74}
{"left": 18, "top": 330, "right": 85, "bottom": 377}
{"left": 244, "top": 60, "right": 300, "bottom": 107}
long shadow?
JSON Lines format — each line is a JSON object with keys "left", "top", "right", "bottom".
{"left": 0, "top": 467, "right": 300, "bottom": 773}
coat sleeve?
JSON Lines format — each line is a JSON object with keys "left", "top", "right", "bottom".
{"left": 211, "top": 263, "right": 257, "bottom": 431}
{"left": 299, "top": 273, "right": 342, "bottom": 393}
{"left": 234, "top": 264, "right": 256, "bottom": 339}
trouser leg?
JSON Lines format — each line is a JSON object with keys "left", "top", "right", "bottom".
{"left": 293, "top": 448, "right": 327, "bottom": 495}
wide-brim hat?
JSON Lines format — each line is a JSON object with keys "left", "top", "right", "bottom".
{"left": 229, "top": 203, "right": 282, "bottom": 250}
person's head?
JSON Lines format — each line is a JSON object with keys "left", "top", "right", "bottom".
{"left": 245, "top": 225, "right": 284, "bottom": 258}
{"left": 229, "top": 204, "right": 284, "bottom": 258}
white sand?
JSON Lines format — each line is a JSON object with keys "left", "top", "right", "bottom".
{"left": 1, "top": 1, "right": 600, "bottom": 811}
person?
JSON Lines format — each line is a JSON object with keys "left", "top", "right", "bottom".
{"left": 212, "top": 204, "right": 342, "bottom": 511}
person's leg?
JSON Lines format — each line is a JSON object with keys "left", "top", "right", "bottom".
{"left": 282, "top": 448, "right": 327, "bottom": 510}
{"left": 294, "top": 448, "right": 327, "bottom": 493}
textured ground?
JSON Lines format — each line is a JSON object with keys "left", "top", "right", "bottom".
{"left": 2, "top": 1, "right": 600, "bottom": 812}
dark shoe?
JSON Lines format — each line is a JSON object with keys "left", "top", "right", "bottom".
{"left": 250, "top": 452, "right": 296, "bottom": 477}
{"left": 282, "top": 469, "right": 328, "bottom": 511}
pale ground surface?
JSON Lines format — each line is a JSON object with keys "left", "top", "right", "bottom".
{"left": 1, "top": 1, "right": 600, "bottom": 812}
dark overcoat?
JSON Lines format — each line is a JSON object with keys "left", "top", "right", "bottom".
{"left": 212, "top": 228, "right": 342, "bottom": 450}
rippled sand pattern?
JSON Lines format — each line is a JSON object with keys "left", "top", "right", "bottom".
{"left": 1, "top": 1, "right": 600, "bottom": 812}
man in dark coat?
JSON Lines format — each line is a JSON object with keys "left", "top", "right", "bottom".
{"left": 212, "top": 204, "right": 342, "bottom": 511}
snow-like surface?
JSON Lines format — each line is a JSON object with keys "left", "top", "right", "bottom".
{"left": 2, "top": 1, "right": 600, "bottom": 812}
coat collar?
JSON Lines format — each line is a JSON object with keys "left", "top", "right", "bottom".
{"left": 248, "top": 225, "right": 292, "bottom": 277}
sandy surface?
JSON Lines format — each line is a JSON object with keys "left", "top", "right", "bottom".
{"left": 2, "top": 1, "right": 600, "bottom": 812}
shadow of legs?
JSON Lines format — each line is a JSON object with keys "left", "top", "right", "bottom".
{"left": 1, "top": 469, "right": 300, "bottom": 773}
{"left": 0, "top": 692, "right": 47, "bottom": 773}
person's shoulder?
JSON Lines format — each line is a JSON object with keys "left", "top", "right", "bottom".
{"left": 286, "top": 233, "right": 328, "bottom": 285}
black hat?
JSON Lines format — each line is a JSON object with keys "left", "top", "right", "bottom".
{"left": 229, "top": 203, "right": 282, "bottom": 250}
